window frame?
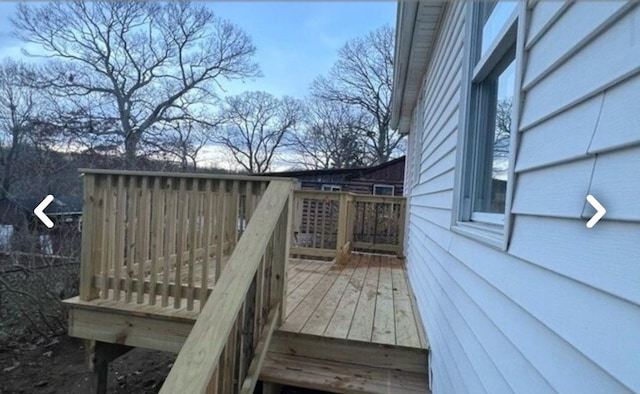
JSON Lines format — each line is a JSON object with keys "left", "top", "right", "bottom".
{"left": 452, "top": 1, "right": 526, "bottom": 250}
{"left": 373, "top": 184, "right": 395, "bottom": 196}
{"left": 321, "top": 184, "right": 341, "bottom": 192}
{"left": 411, "top": 90, "right": 425, "bottom": 189}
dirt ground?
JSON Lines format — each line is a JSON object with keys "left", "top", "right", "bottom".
{"left": 0, "top": 335, "right": 174, "bottom": 394}
{"left": 0, "top": 335, "right": 327, "bottom": 394}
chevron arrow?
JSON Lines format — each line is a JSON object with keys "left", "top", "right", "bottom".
{"left": 34, "top": 195, "right": 55, "bottom": 229}
{"left": 586, "top": 194, "right": 606, "bottom": 229}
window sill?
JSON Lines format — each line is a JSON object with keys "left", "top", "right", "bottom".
{"left": 451, "top": 221, "right": 506, "bottom": 251}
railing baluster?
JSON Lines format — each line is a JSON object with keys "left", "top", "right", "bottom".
{"left": 231, "top": 180, "right": 240, "bottom": 251}
{"left": 174, "top": 178, "right": 188, "bottom": 308}
{"left": 201, "top": 179, "right": 214, "bottom": 310}
{"left": 304, "top": 198, "right": 310, "bottom": 248}
{"left": 236, "top": 302, "right": 247, "bottom": 391}
{"left": 125, "top": 176, "right": 137, "bottom": 303}
{"left": 100, "top": 176, "right": 112, "bottom": 299}
{"left": 320, "top": 198, "right": 326, "bottom": 249}
{"left": 162, "top": 179, "right": 177, "bottom": 307}
{"left": 253, "top": 257, "right": 264, "bottom": 347}
{"left": 150, "top": 177, "right": 163, "bottom": 305}
{"left": 187, "top": 178, "right": 199, "bottom": 311}
{"left": 136, "top": 177, "right": 150, "bottom": 304}
{"left": 216, "top": 179, "right": 227, "bottom": 281}
{"left": 113, "top": 176, "right": 126, "bottom": 301}
{"left": 246, "top": 182, "right": 255, "bottom": 224}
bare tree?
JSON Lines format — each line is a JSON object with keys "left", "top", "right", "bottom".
{"left": 147, "top": 121, "right": 213, "bottom": 172}
{"left": 215, "top": 91, "right": 304, "bottom": 174}
{"left": 311, "top": 25, "right": 403, "bottom": 164}
{"left": 12, "top": 1, "right": 259, "bottom": 168}
{"left": 0, "top": 59, "right": 57, "bottom": 197}
{"left": 0, "top": 59, "right": 31, "bottom": 197}
{"left": 290, "top": 99, "right": 368, "bottom": 170}
{"left": 492, "top": 98, "right": 512, "bottom": 177}
{"left": 494, "top": 98, "right": 512, "bottom": 157}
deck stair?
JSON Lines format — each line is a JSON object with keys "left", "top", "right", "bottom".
{"left": 260, "top": 254, "right": 430, "bottom": 393}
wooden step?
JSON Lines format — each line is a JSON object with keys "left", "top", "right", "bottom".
{"left": 260, "top": 352, "right": 430, "bottom": 394}
{"left": 269, "top": 331, "right": 428, "bottom": 374}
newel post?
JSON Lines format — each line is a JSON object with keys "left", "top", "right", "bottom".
{"left": 272, "top": 183, "right": 294, "bottom": 325}
{"left": 80, "top": 173, "right": 99, "bottom": 301}
{"left": 281, "top": 187, "right": 294, "bottom": 323}
{"left": 335, "top": 192, "right": 349, "bottom": 263}
{"left": 397, "top": 199, "right": 407, "bottom": 258}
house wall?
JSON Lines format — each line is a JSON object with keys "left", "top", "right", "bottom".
{"left": 348, "top": 157, "right": 406, "bottom": 195}
{"left": 344, "top": 180, "right": 404, "bottom": 196}
{"left": 405, "top": 2, "right": 640, "bottom": 393}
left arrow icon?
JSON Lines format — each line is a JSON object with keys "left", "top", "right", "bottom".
{"left": 35, "top": 195, "right": 55, "bottom": 229}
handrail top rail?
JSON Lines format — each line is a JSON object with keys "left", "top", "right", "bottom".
{"left": 294, "top": 189, "right": 406, "bottom": 201}
{"left": 78, "top": 168, "right": 298, "bottom": 183}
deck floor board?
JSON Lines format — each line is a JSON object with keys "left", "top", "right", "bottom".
{"left": 299, "top": 255, "right": 362, "bottom": 336}
{"left": 372, "top": 257, "right": 396, "bottom": 345}
{"left": 287, "top": 259, "right": 315, "bottom": 283}
{"left": 285, "top": 260, "right": 334, "bottom": 318}
{"left": 347, "top": 255, "right": 380, "bottom": 342}
{"left": 287, "top": 259, "right": 329, "bottom": 296}
{"left": 282, "top": 253, "right": 426, "bottom": 349}
{"left": 280, "top": 265, "right": 340, "bottom": 332}
{"left": 323, "top": 254, "right": 369, "bottom": 339}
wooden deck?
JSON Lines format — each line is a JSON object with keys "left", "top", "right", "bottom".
{"left": 260, "top": 253, "right": 430, "bottom": 393}
{"left": 64, "top": 171, "right": 425, "bottom": 393}
{"left": 282, "top": 254, "right": 426, "bottom": 348}
{"left": 66, "top": 253, "right": 430, "bottom": 393}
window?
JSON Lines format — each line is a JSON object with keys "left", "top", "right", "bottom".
{"left": 321, "top": 184, "right": 341, "bottom": 192}
{"left": 456, "top": 2, "right": 519, "bottom": 239}
{"left": 410, "top": 91, "right": 425, "bottom": 189}
{"left": 373, "top": 184, "right": 395, "bottom": 196}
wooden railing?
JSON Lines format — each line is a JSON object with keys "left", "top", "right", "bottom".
{"left": 79, "top": 169, "right": 274, "bottom": 312}
{"left": 290, "top": 190, "right": 406, "bottom": 262}
{"left": 160, "top": 179, "right": 293, "bottom": 393}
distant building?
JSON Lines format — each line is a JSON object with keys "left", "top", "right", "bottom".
{"left": 263, "top": 156, "right": 406, "bottom": 196}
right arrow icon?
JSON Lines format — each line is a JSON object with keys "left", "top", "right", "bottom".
{"left": 586, "top": 194, "right": 606, "bottom": 228}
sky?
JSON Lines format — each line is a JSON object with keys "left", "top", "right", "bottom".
{"left": 0, "top": 1, "right": 396, "bottom": 100}
{"left": 0, "top": 1, "right": 396, "bottom": 170}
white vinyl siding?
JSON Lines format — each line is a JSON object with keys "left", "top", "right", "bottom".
{"left": 405, "top": 1, "right": 640, "bottom": 393}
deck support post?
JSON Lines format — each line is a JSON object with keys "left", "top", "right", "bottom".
{"left": 88, "top": 341, "right": 133, "bottom": 394}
